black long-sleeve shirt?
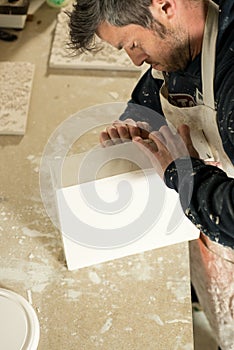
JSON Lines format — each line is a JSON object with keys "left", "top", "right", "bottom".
{"left": 120, "top": 0, "right": 234, "bottom": 248}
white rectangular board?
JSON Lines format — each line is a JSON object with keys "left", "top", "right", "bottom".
{"left": 56, "top": 169, "right": 199, "bottom": 270}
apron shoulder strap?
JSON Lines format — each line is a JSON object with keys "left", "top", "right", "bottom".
{"left": 201, "top": 0, "right": 219, "bottom": 109}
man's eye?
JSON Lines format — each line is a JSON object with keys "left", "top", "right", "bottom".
{"left": 130, "top": 42, "right": 137, "bottom": 50}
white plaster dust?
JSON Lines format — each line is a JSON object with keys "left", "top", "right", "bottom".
{"left": 88, "top": 271, "right": 102, "bottom": 284}
{"left": 100, "top": 317, "right": 113, "bottom": 334}
{"left": 0, "top": 62, "right": 34, "bottom": 135}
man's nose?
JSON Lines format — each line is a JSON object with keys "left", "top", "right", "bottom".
{"left": 124, "top": 48, "right": 148, "bottom": 66}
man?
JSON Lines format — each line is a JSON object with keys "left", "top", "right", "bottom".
{"left": 69, "top": 1, "right": 234, "bottom": 349}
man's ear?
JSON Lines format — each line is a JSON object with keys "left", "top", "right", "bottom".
{"left": 150, "top": 0, "right": 176, "bottom": 19}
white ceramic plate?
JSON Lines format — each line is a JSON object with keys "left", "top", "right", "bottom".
{"left": 0, "top": 288, "right": 40, "bottom": 350}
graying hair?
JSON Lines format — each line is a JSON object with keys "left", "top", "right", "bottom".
{"left": 68, "top": 0, "right": 157, "bottom": 52}
{"left": 68, "top": 0, "right": 204, "bottom": 52}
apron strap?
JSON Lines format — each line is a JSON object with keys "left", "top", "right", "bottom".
{"left": 201, "top": 0, "right": 219, "bottom": 109}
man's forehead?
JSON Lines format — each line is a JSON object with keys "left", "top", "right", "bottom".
{"left": 96, "top": 22, "right": 133, "bottom": 49}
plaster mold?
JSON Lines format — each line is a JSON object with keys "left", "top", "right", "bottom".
{"left": 49, "top": 8, "right": 142, "bottom": 72}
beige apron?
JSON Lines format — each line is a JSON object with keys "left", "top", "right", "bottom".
{"left": 153, "top": 1, "right": 234, "bottom": 348}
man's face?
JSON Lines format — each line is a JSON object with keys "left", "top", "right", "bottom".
{"left": 96, "top": 21, "right": 190, "bottom": 72}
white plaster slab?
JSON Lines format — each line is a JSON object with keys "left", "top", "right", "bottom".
{"left": 49, "top": 8, "right": 143, "bottom": 72}
{"left": 56, "top": 169, "right": 199, "bottom": 270}
{"left": 28, "top": 0, "right": 45, "bottom": 15}
{"left": 0, "top": 62, "right": 35, "bottom": 135}
{"left": 0, "top": 14, "right": 27, "bottom": 29}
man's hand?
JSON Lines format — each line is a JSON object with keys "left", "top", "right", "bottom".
{"left": 99, "top": 118, "right": 152, "bottom": 147}
{"left": 133, "top": 124, "right": 200, "bottom": 177}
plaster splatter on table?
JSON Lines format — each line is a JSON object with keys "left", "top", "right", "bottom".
{"left": 0, "top": 62, "right": 34, "bottom": 135}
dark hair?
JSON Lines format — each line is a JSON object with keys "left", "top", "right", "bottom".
{"left": 68, "top": 0, "right": 155, "bottom": 52}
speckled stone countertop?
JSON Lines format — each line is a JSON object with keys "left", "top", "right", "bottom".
{"left": 0, "top": 4, "right": 194, "bottom": 349}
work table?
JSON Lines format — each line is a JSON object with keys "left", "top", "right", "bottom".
{"left": 0, "top": 3, "right": 194, "bottom": 349}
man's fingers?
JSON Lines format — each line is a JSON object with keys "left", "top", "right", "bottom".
{"left": 117, "top": 124, "right": 131, "bottom": 141}
{"left": 177, "top": 124, "right": 192, "bottom": 146}
{"left": 136, "top": 121, "right": 151, "bottom": 138}
{"left": 112, "top": 119, "right": 140, "bottom": 139}
{"left": 133, "top": 136, "right": 158, "bottom": 153}
{"left": 149, "top": 130, "right": 167, "bottom": 147}
{"left": 100, "top": 124, "right": 131, "bottom": 147}
{"left": 113, "top": 119, "right": 151, "bottom": 139}
{"left": 132, "top": 137, "right": 158, "bottom": 155}
{"left": 99, "top": 131, "right": 114, "bottom": 147}
{"left": 132, "top": 136, "right": 164, "bottom": 177}
{"left": 100, "top": 119, "right": 153, "bottom": 148}
{"left": 158, "top": 125, "right": 175, "bottom": 141}
{"left": 107, "top": 123, "right": 132, "bottom": 142}
{"left": 123, "top": 118, "right": 137, "bottom": 126}
{"left": 127, "top": 124, "right": 141, "bottom": 138}
{"left": 113, "top": 118, "right": 136, "bottom": 127}
{"left": 177, "top": 124, "right": 200, "bottom": 158}
{"left": 105, "top": 126, "right": 122, "bottom": 144}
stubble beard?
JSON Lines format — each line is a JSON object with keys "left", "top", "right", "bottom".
{"left": 166, "top": 31, "right": 191, "bottom": 72}
{"left": 161, "top": 28, "right": 191, "bottom": 72}
{"left": 152, "top": 21, "right": 191, "bottom": 72}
